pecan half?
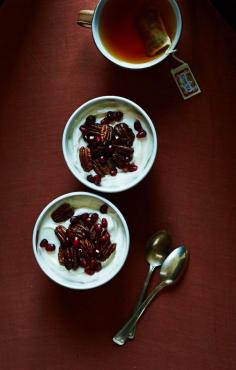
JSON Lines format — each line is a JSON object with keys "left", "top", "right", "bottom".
{"left": 100, "top": 243, "right": 116, "bottom": 261}
{"left": 92, "top": 159, "right": 110, "bottom": 177}
{"left": 79, "top": 147, "right": 93, "bottom": 172}
{"left": 55, "top": 225, "right": 67, "bottom": 245}
{"left": 80, "top": 239, "right": 94, "bottom": 257}
{"left": 112, "top": 144, "right": 134, "bottom": 156}
{"left": 111, "top": 152, "right": 127, "bottom": 169}
{"left": 86, "top": 123, "right": 102, "bottom": 136}
{"left": 101, "top": 125, "right": 113, "bottom": 144}
{"left": 113, "top": 123, "right": 135, "bottom": 147}
{"left": 71, "top": 224, "right": 89, "bottom": 239}
{"left": 58, "top": 247, "right": 66, "bottom": 265}
{"left": 51, "top": 203, "right": 74, "bottom": 223}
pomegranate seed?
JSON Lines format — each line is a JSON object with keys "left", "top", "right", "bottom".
{"left": 134, "top": 119, "right": 142, "bottom": 131}
{"left": 95, "top": 135, "right": 101, "bottom": 143}
{"left": 89, "top": 259, "right": 97, "bottom": 269}
{"left": 85, "top": 115, "right": 96, "bottom": 125}
{"left": 46, "top": 243, "right": 56, "bottom": 252}
{"left": 91, "top": 213, "right": 99, "bottom": 223}
{"left": 100, "top": 204, "right": 108, "bottom": 213}
{"left": 84, "top": 216, "right": 92, "bottom": 227}
{"left": 114, "top": 111, "right": 123, "bottom": 121}
{"left": 93, "top": 174, "right": 101, "bottom": 185}
{"left": 40, "top": 239, "right": 48, "bottom": 248}
{"left": 128, "top": 163, "right": 138, "bottom": 172}
{"left": 80, "top": 125, "right": 88, "bottom": 133}
{"left": 99, "top": 232, "right": 110, "bottom": 243}
{"left": 73, "top": 236, "right": 80, "bottom": 248}
{"left": 104, "top": 231, "right": 110, "bottom": 240}
{"left": 66, "top": 228, "right": 75, "bottom": 240}
{"left": 70, "top": 215, "right": 80, "bottom": 225}
{"left": 95, "top": 223, "right": 102, "bottom": 233}
{"left": 80, "top": 213, "right": 89, "bottom": 222}
{"left": 110, "top": 168, "right": 117, "bottom": 176}
{"left": 87, "top": 175, "right": 95, "bottom": 183}
{"left": 106, "top": 111, "right": 114, "bottom": 122}
{"left": 94, "top": 261, "right": 102, "bottom": 272}
{"left": 85, "top": 267, "right": 95, "bottom": 275}
{"left": 123, "top": 166, "right": 129, "bottom": 173}
{"left": 137, "top": 130, "right": 147, "bottom": 138}
{"left": 79, "top": 257, "right": 88, "bottom": 267}
{"left": 101, "top": 218, "right": 108, "bottom": 228}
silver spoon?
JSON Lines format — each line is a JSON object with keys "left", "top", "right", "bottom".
{"left": 113, "top": 246, "right": 189, "bottom": 346}
{"left": 128, "top": 230, "right": 171, "bottom": 339}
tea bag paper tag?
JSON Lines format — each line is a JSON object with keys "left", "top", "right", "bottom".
{"left": 170, "top": 53, "right": 201, "bottom": 100}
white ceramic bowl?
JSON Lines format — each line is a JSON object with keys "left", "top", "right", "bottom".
{"left": 32, "top": 192, "right": 130, "bottom": 289}
{"left": 62, "top": 96, "right": 158, "bottom": 192}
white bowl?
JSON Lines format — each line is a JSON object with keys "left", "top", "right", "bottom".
{"left": 62, "top": 96, "right": 158, "bottom": 193}
{"left": 32, "top": 192, "right": 130, "bottom": 289}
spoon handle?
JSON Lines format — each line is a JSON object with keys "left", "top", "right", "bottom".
{"left": 113, "top": 280, "right": 167, "bottom": 346}
{"left": 128, "top": 265, "right": 156, "bottom": 339}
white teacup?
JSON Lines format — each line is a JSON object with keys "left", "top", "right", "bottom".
{"left": 77, "top": 0, "right": 182, "bottom": 69}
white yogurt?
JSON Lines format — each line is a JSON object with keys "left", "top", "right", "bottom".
{"left": 63, "top": 97, "right": 158, "bottom": 192}
{"left": 33, "top": 193, "right": 129, "bottom": 289}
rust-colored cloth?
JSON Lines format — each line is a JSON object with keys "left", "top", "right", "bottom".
{"left": 0, "top": 1, "right": 236, "bottom": 369}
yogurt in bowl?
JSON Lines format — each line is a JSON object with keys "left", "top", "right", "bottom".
{"left": 32, "top": 192, "right": 130, "bottom": 289}
{"left": 62, "top": 96, "right": 158, "bottom": 192}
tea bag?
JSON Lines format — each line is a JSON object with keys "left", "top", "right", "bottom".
{"left": 136, "top": 8, "right": 171, "bottom": 57}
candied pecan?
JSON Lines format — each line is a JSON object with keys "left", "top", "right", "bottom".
{"left": 79, "top": 146, "right": 93, "bottom": 172}
{"left": 85, "top": 124, "right": 102, "bottom": 136}
{"left": 92, "top": 159, "right": 110, "bottom": 177}
{"left": 64, "top": 258, "right": 73, "bottom": 270}
{"left": 80, "top": 239, "right": 94, "bottom": 257}
{"left": 55, "top": 225, "right": 67, "bottom": 245}
{"left": 63, "top": 247, "right": 74, "bottom": 270}
{"left": 58, "top": 247, "right": 66, "bottom": 265}
{"left": 71, "top": 224, "right": 89, "bottom": 239}
{"left": 113, "top": 123, "right": 135, "bottom": 147}
{"left": 112, "top": 144, "right": 134, "bottom": 156}
{"left": 51, "top": 203, "right": 74, "bottom": 223}
{"left": 100, "top": 125, "right": 113, "bottom": 144}
{"left": 100, "top": 243, "right": 116, "bottom": 261}
{"left": 72, "top": 248, "right": 79, "bottom": 270}
{"left": 89, "top": 225, "right": 97, "bottom": 241}
{"left": 111, "top": 152, "right": 128, "bottom": 169}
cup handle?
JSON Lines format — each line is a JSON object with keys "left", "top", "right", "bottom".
{"left": 77, "top": 10, "right": 94, "bottom": 28}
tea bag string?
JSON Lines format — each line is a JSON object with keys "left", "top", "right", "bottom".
{"left": 169, "top": 49, "right": 186, "bottom": 65}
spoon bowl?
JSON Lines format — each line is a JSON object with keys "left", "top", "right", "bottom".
{"left": 145, "top": 230, "right": 172, "bottom": 267}
{"left": 160, "top": 245, "right": 189, "bottom": 285}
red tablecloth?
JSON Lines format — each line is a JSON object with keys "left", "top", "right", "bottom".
{"left": 0, "top": 1, "right": 236, "bottom": 369}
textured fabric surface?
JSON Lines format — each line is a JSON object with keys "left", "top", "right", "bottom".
{"left": 0, "top": 1, "right": 235, "bottom": 369}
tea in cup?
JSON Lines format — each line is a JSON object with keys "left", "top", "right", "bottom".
{"left": 77, "top": 0, "right": 182, "bottom": 69}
